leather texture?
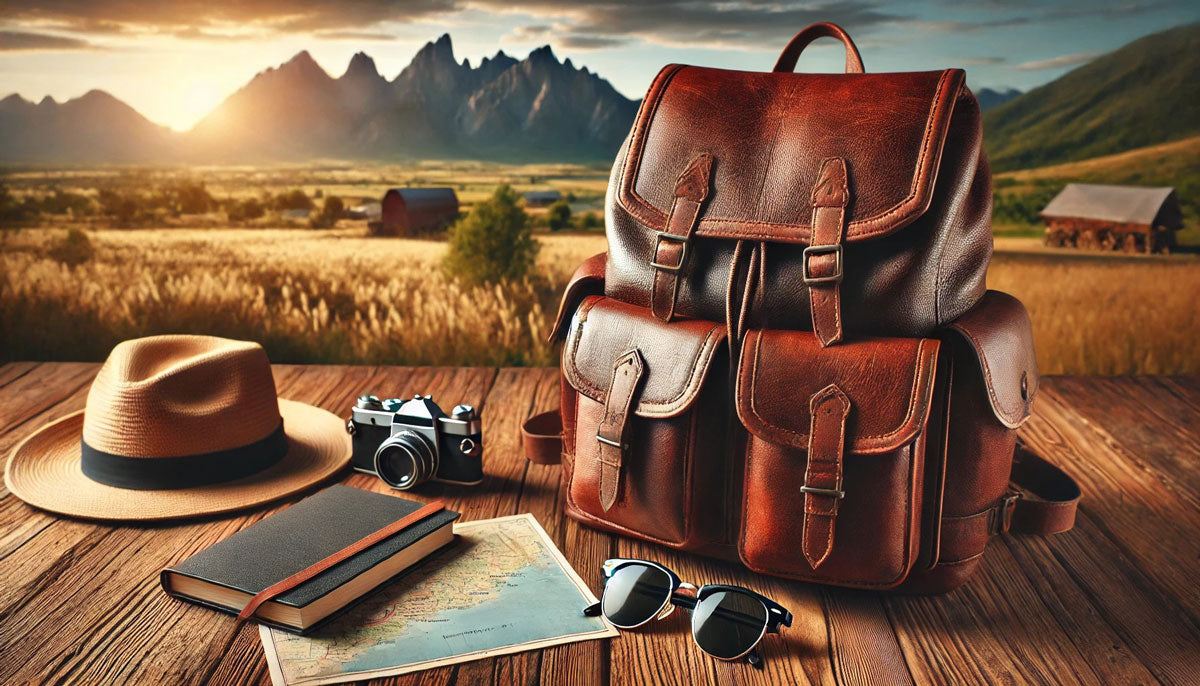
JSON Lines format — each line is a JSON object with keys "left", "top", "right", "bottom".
{"left": 523, "top": 22, "right": 1079, "bottom": 594}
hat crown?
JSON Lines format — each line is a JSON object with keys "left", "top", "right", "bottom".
{"left": 81, "top": 336, "right": 282, "bottom": 458}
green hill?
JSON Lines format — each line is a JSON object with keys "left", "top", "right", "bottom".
{"left": 983, "top": 24, "right": 1200, "bottom": 172}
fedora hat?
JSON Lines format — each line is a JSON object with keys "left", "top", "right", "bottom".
{"left": 5, "top": 335, "right": 350, "bottom": 521}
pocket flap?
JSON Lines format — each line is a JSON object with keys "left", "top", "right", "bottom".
{"left": 563, "top": 296, "right": 726, "bottom": 418}
{"left": 737, "top": 330, "right": 940, "bottom": 453}
{"left": 944, "top": 290, "right": 1038, "bottom": 428}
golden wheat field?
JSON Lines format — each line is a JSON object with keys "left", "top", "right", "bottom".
{"left": 2, "top": 228, "right": 1198, "bottom": 374}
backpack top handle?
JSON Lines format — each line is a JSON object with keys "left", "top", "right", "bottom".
{"left": 773, "top": 22, "right": 865, "bottom": 74}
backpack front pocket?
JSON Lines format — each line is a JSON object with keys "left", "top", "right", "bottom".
{"left": 560, "top": 296, "right": 729, "bottom": 549}
{"left": 735, "top": 329, "right": 941, "bottom": 588}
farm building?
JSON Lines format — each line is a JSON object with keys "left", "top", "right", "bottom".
{"left": 346, "top": 201, "right": 381, "bottom": 221}
{"left": 523, "top": 190, "right": 562, "bottom": 207}
{"left": 369, "top": 188, "right": 459, "bottom": 236}
{"left": 1041, "top": 184, "right": 1182, "bottom": 254}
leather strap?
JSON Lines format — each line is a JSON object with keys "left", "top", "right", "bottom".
{"left": 650, "top": 153, "right": 713, "bottom": 322}
{"left": 521, "top": 410, "right": 564, "bottom": 465}
{"left": 802, "top": 384, "right": 851, "bottom": 568}
{"left": 805, "top": 158, "right": 849, "bottom": 347}
{"left": 938, "top": 446, "right": 1080, "bottom": 563}
{"left": 1009, "top": 446, "right": 1081, "bottom": 535}
{"left": 773, "top": 22, "right": 865, "bottom": 74}
{"left": 596, "top": 350, "right": 645, "bottom": 511}
{"left": 236, "top": 500, "right": 446, "bottom": 624}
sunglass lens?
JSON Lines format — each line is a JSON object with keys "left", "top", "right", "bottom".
{"left": 601, "top": 563, "right": 672, "bottom": 628}
{"left": 691, "top": 590, "right": 768, "bottom": 660}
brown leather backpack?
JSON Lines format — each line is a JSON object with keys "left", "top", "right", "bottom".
{"left": 523, "top": 23, "right": 1080, "bottom": 593}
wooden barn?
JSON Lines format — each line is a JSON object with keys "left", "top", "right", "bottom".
{"left": 369, "top": 188, "right": 459, "bottom": 236}
{"left": 523, "top": 190, "right": 562, "bottom": 207}
{"left": 1041, "top": 184, "right": 1182, "bottom": 254}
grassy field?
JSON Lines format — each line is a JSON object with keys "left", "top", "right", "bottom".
{"left": 991, "top": 136, "right": 1200, "bottom": 245}
{"left": 2, "top": 227, "right": 1197, "bottom": 375}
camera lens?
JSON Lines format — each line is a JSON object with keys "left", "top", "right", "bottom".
{"left": 374, "top": 431, "right": 437, "bottom": 490}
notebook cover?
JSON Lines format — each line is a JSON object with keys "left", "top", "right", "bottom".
{"left": 161, "top": 485, "right": 459, "bottom": 619}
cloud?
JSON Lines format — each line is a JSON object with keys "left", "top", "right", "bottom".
{"left": 316, "top": 31, "right": 397, "bottom": 41}
{"left": 961, "top": 56, "right": 1006, "bottom": 66}
{"left": 509, "top": 23, "right": 626, "bottom": 50}
{"left": 0, "top": 1, "right": 904, "bottom": 49}
{"left": 557, "top": 34, "right": 628, "bottom": 49}
{"left": 0, "top": 30, "right": 96, "bottom": 51}
{"left": 481, "top": 1, "right": 903, "bottom": 49}
{"left": 0, "top": 1, "right": 458, "bottom": 35}
{"left": 1017, "top": 50, "right": 1099, "bottom": 71}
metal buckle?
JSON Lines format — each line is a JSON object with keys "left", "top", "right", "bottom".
{"left": 799, "top": 485, "right": 845, "bottom": 499}
{"left": 999, "top": 492, "right": 1019, "bottom": 533}
{"left": 649, "top": 231, "right": 688, "bottom": 273}
{"left": 802, "top": 244, "right": 844, "bottom": 285}
{"left": 596, "top": 434, "right": 628, "bottom": 451}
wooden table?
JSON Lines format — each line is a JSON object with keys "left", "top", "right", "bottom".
{"left": 1, "top": 363, "right": 1198, "bottom": 685}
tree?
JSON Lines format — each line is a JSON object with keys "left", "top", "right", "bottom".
{"left": 274, "top": 189, "right": 314, "bottom": 211}
{"left": 227, "top": 197, "right": 265, "bottom": 222}
{"left": 310, "top": 196, "right": 344, "bottom": 229}
{"left": 547, "top": 199, "right": 572, "bottom": 232}
{"left": 48, "top": 228, "right": 94, "bottom": 267}
{"left": 443, "top": 185, "right": 539, "bottom": 285}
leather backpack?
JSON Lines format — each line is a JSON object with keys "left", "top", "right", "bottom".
{"left": 522, "top": 23, "right": 1081, "bottom": 593}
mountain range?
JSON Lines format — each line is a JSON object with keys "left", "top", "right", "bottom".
{"left": 2, "top": 26, "right": 1196, "bottom": 170}
{"left": 983, "top": 23, "right": 1200, "bottom": 171}
{"left": 0, "top": 34, "right": 639, "bottom": 164}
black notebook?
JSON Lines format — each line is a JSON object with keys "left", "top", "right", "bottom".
{"left": 161, "top": 485, "right": 459, "bottom": 633}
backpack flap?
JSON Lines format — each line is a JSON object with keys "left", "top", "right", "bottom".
{"left": 616, "top": 66, "right": 964, "bottom": 244}
{"left": 735, "top": 329, "right": 941, "bottom": 587}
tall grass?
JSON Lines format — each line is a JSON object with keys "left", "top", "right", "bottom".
{"left": 0, "top": 228, "right": 604, "bottom": 366}
{"left": 2, "top": 228, "right": 1196, "bottom": 375}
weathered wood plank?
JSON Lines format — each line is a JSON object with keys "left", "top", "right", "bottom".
{"left": 2, "top": 367, "right": 1199, "bottom": 686}
{"left": 1020, "top": 388, "right": 1200, "bottom": 622}
{"left": 1045, "top": 377, "right": 1200, "bottom": 506}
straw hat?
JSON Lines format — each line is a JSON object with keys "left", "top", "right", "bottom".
{"left": 5, "top": 335, "right": 351, "bottom": 521}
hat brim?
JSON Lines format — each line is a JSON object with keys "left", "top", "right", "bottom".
{"left": 4, "top": 399, "right": 351, "bottom": 522}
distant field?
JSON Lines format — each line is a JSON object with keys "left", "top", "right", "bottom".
{"left": 2, "top": 228, "right": 1196, "bottom": 375}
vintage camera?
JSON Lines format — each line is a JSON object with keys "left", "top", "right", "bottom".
{"left": 347, "top": 394, "right": 483, "bottom": 490}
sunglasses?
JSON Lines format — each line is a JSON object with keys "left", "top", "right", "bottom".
{"left": 584, "top": 558, "right": 792, "bottom": 668}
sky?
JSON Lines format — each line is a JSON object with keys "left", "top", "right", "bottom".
{"left": 1, "top": 0, "right": 1197, "bottom": 132}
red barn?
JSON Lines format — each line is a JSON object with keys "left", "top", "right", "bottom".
{"left": 370, "top": 188, "right": 459, "bottom": 236}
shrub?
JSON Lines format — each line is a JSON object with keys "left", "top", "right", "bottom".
{"left": 310, "top": 196, "right": 344, "bottom": 229}
{"left": 547, "top": 199, "right": 572, "bottom": 231}
{"left": 227, "top": 197, "right": 265, "bottom": 222}
{"left": 443, "top": 185, "right": 539, "bottom": 285}
{"left": 575, "top": 211, "right": 603, "bottom": 231}
{"left": 274, "top": 189, "right": 314, "bottom": 211}
{"left": 47, "top": 228, "right": 94, "bottom": 267}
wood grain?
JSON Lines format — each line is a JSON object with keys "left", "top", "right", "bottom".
{"left": 0, "top": 366, "right": 1198, "bottom": 686}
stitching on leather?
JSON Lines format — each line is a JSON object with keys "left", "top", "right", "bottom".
{"left": 617, "top": 69, "right": 961, "bottom": 242}
{"left": 936, "top": 551, "right": 985, "bottom": 567}
{"left": 564, "top": 301, "right": 726, "bottom": 416}
{"left": 741, "top": 334, "right": 936, "bottom": 448}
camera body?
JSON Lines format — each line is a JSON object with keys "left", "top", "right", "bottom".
{"left": 348, "top": 394, "right": 483, "bottom": 490}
